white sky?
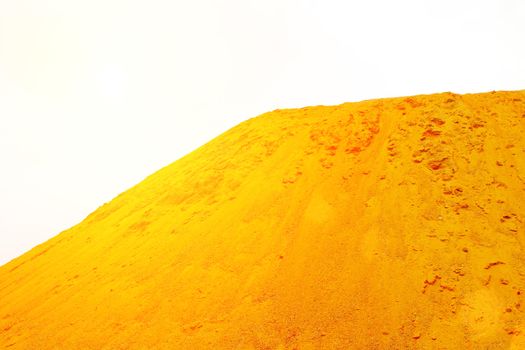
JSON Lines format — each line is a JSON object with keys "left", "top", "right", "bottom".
{"left": 0, "top": 0, "right": 524, "bottom": 265}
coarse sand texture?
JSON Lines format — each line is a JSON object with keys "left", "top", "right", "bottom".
{"left": 1, "top": 90, "right": 525, "bottom": 349}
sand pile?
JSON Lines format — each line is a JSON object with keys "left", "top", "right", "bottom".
{"left": 1, "top": 90, "right": 525, "bottom": 349}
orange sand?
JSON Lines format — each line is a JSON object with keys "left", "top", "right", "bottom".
{"left": 1, "top": 91, "right": 525, "bottom": 349}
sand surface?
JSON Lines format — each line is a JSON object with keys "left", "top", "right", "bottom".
{"left": 1, "top": 90, "right": 525, "bottom": 349}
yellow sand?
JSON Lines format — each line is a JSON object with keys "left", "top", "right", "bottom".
{"left": 1, "top": 91, "right": 525, "bottom": 349}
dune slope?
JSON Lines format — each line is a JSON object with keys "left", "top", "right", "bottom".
{"left": 1, "top": 90, "right": 525, "bottom": 349}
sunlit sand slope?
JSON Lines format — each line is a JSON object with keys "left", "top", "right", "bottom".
{"left": 1, "top": 91, "right": 525, "bottom": 349}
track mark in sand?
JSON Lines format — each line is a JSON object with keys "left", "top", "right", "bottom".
{"left": 182, "top": 323, "right": 203, "bottom": 334}
{"left": 422, "top": 275, "right": 442, "bottom": 293}
{"left": 422, "top": 128, "right": 442, "bottom": 138}
{"left": 431, "top": 117, "right": 445, "bottom": 126}
{"left": 483, "top": 275, "right": 492, "bottom": 286}
{"left": 282, "top": 171, "right": 303, "bottom": 185}
{"left": 427, "top": 158, "right": 448, "bottom": 171}
{"left": 319, "top": 158, "right": 334, "bottom": 169}
{"left": 484, "top": 261, "right": 505, "bottom": 270}
{"left": 440, "top": 284, "right": 455, "bottom": 292}
{"left": 505, "top": 328, "right": 521, "bottom": 335}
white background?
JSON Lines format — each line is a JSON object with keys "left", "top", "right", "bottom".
{"left": 1, "top": 0, "right": 524, "bottom": 265}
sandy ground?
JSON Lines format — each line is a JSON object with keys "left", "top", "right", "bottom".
{"left": 1, "top": 90, "right": 525, "bottom": 349}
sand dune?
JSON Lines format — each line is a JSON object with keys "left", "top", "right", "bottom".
{"left": 1, "top": 90, "right": 525, "bottom": 349}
